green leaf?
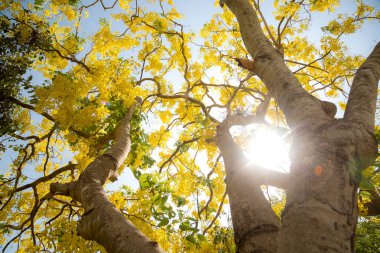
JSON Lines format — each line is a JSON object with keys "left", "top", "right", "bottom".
{"left": 197, "top": 234, "right": 206, "bottom": 241}
{"left": 161, "top": 195, "right": 168, "bottom": 206}
{"left": 359, "top": 178, "right": 375, "bottom": 191}
{"left": 189, "top": 227, "right": 199, "bottom": 233}
{"left": 176, "top": 196, "right": 186, "bottom": 207}
{"left": 139, "top": 174, "right": 152, "bottom": 190}
{"left": 68, "top": 0, "right": 80, "bottom": 5}
{"left": 157, "top": 218, "right": 169, "bottom": 227}
{"left": 179, "top": 221, "right": 191, "bottom": 231}
{"left": 34, "top": 0, "right": 44, "bottom": 9}
{"left": 185, "top": 235, "right": 197, "bottom": 244}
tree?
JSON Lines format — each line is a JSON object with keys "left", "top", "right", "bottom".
{"left": 0, "top": 15, "right": 47, "bottom": 138}
{"left": 356, "top": 217, "right": 380, "bottom": 253}
{"left": 0, "top": 0, "right": 379, "bottom": 252}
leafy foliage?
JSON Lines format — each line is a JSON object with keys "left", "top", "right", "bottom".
{"left": 0, "top": 17, "right": 43, "bottom": 136}
{"left": 0, "top": 0, "right": 379, "bottom": 252}
{"left": 356, "top": 218, "right": 380, "bottom": 253}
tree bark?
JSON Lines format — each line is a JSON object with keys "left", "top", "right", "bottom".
{"left": 279, "top": 43, "right": 379, "bottom": 253}
{"left": 280, "top": 119, "right": 376, "bottom": 253}
{"left": 221, "top": 0, "right": 380, "bottom": 252}
{"left": 221, "top": 0, "right": 329, "bottom": 129}
{"left": 344, "top": 42, "right": 380, "bottom": 132}
{"left": 50, "top": 99, "right": 165, "bottom": 253}
{"left": 215, "top": 120, "right": 281, "bottom": 253}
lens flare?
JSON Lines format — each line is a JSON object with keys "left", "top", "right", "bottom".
{"left": 245, "top": 126, "right": 290, "bottom": 172}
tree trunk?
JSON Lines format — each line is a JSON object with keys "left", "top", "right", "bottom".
{"left": 50, "top": 99, "right": 165, "bottom": 253}
{"left": 215, "top": 123, "right": 281, "bottom": 253}
{"left": 221, "top": 0, "right": 380, "bottom": 252}
{"left": 279, "top": 119, "right": 376, "bottom": 253}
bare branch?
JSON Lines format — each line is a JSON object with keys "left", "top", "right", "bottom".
{"left": 203, "top": 190, "right": 227, "bottom": 235}
{"left": 15, "top": 163, "right": 76, "bottom": 193}
{"left": 159, "top": 137, "right": 200, "bottom": 173}
{"left": 245, "top": 163, "right": 289, "bottom": 189}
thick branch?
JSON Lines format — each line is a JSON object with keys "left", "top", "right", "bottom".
{"left": 344, "top": 42, "right": 380, "bottom": 132}
{"left": 105, "top": 98, "right": 142, "bottom": 169}
{"left": 245, "top": 163, "right": 289, "bottom": 189}
{"left": 221, "top": 0, "right": 328, "bottom": 128}
{"left": 50, "top": 99, "right": 165, "bottom": 253}
{"left": 221, "top": 93, "right": 270, "bottom": 129}
{"left": 220, "top": 0, "right": 273, "bottom": 59}
{"left": 252, "top": 0, "right": 279, "bottom": 49}
{"left": 225, "top": 114, "right": 262, "bottom": 127}
{"left": 214, "top": 122, "right": 280, "bottom": 253}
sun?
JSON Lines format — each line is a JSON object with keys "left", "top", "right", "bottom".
{"left": 244, "top": 125, "right": 291, "bottom": 172}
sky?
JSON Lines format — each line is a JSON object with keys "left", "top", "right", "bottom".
{"left": 80, "top": 0, "right": 380, "bottom": 56}
{"left": 106, "top": 0, "right": 380, "bottom": 190}
{"left": 2, "top": 0, "right": 380, "bottom": 194}
{"left": 1, "top": 0, "right": 380, "bottom": 251}
{"left": 1, "top": 0, "right": 379, "bottom": 196}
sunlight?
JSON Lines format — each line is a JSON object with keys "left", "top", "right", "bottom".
{"left": 245, "top": 125, "right": 291, "bottom": 172}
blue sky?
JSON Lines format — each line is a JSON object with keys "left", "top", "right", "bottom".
{"left": 3, "top": 0, "right": 379, "bottom": 190}
{"left": 165, "top": 0, "right": 380, "bottom": 56}
{"left": 106, "top": 0, "right": 380, "bottom": 188}
{"left": 1, "top": 0, "right": 379, "bottom": 193}
{"left": 1, "top": 0, "right": 380, "bottom": 250}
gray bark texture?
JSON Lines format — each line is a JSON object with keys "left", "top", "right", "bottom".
{"left": 215, "top": 121, "right": 281, "bottom": 253}
{"left": 50, "top": 99, "right": 165, "bottom": 253}
{"left": 48, "top": 1, "right": 380, "bottom": 252}
{"left": 219, "top": 0, "right": 380, "bottom": 252}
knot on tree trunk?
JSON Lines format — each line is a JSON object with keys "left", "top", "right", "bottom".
{"left": 50, "top": 181, "right": 77, "bottom": 199}
{"left": 234, "top": 58, "right": 256, "bottom": 74}
{"left": 321, "top": 100, "right": 337, "bottom": 119}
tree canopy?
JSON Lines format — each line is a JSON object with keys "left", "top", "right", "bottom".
{"left": 0, "top": 0, "right": 379, "bottom": 252}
